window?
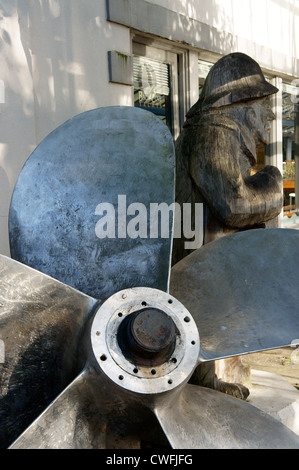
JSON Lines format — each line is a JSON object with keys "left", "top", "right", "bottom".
{"left": 133, "top": 55, "right": 172, "bottom": 131}
{"left": 282, "top": 83, "right": 296, "bottom": 165}
{"left": 282, "top": 82, "right": 297, "bottom": 212}
{"left": 198, "top": 59, "right": 212, "bottom": 94}
{"left": 132, "top": 42, "right": 182, "bottom": 139}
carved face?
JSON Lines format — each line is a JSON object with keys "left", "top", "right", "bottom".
{"left": 247, "top": 98, "right": 275, "bottom": 146}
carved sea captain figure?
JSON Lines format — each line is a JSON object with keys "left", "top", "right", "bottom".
{"left": 173, "top": 52, "right": 284, "bottom": 399}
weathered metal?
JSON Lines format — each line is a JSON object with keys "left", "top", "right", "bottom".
{"left": 3, "top": 104, "right": 299, "bottom": 449}
{"left": 2, "top": 265, "right": 298, "bottom": 449}
{"left": 117, "top": 307, "right": 177, "bottom": 366}
{"left": 170, "top": 228, "right": 299, "bottom": 362}
{"left": 0, "top": 254, "right": 99, "bottom": 448}
{"left": 9, "top": 107, "right": 175, "bottom": 300}
{"left": 1, "top": 227, "right": 299, "bottom": 448}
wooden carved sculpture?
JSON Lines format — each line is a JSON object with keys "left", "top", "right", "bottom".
{"left": 173, "top": 52, "right": 283, "bottom": 399}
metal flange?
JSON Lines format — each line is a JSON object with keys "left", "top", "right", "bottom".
{"left": 91, "top": 287, "right": 200, "bottom": 395}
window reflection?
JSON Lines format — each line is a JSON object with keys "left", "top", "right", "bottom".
{"left": 133, "top": 55, "right": 172, "bottom": 134}
{"left": 282, "top": 83, "right": 297, "bottom": 212}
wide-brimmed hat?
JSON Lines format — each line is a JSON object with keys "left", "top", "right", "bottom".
{"left": 187, "top": 52, "right": 278, "bottom": 117}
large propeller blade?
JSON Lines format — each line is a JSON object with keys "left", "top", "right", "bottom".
{"left": 4, "top": 106, "right": 299, "bottom": 449}
{"left": 9, "top": 367, "right": 157, "bottom": 449}
{"left": 9, "top": 107, "right": 175, "bottom": 299}
{"left": 8, "top": 284, "right": 199, "bottom": 450}
{"left": 2, "top": 258, "right": 299, "bottom": 449}
{"left": 170, "top": 228, "right": 299, "bottom": 361}
{"left": 154, "top": 383, "right": 299, "bottom": 449}
{"left": 9, "top": 284, "right": 299, "bottom": 450}
{"left": 0, "top": 254, "right": 98, "bottom": 448}
{"left": 10, "top": 370, "right": 104, "bottom": 449}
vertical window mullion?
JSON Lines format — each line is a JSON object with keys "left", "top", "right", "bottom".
{"left": 266, "top": 77, "right": 283, "bottom": 175}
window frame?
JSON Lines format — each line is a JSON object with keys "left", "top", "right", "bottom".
{"left": 131, "top": 35, "right": 191, "bottom": 139}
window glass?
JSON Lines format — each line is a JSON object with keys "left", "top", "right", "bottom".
{"left": 282, "top": 83, "right": 296, "bottom": 169}
{"left": 133, "top": 55, "right": 172, "bottom": 134}
{"left": 198, "top": 59, "right": 212, "bottom": 94}
{"left": 282, "top": 82, "right": 297, "bottom": 212}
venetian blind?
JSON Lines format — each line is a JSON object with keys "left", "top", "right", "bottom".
{"left": 133, "top": 55, "right": 170, "bottom": 96}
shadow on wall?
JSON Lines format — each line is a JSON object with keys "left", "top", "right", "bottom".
{"left": 17, "top": 0, "right": 133, "bottom": 142}
{"left": 158, "top": 0, "right": 298, "bottom": 73}
{"left": 173, "top": 0, "right": 235, "bottom": 54}
{"left": 0, "top": 166, "right": 10, "bottom": 256}
{"left": 16, "top": 0, "right": 112, "bottom": 144}
{"left": 0, "top": 2, "right": 36, "bottom": 255}
{"left": 145, "top": 0, "right": 237, "bottom": 57}
{"left": 0, "top": 0, "right": 132, "bottom": 255}
{"left": 0, "top": 166, "right": 10, "bottom": 218}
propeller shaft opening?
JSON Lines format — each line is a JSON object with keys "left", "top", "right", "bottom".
{"left": 117, "top": 308, "right": 177, "bottom": 367}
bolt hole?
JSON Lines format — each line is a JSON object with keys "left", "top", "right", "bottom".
{"left": 171, "top": 357, "right": 177, "bottom": 363}
{"left": 184, "top": 316, "right": 191, "bottom": 323}
{"left": 119, "top": 375, "right": 124, "bottom": 380}
{"left": 118, "top": 312, "right": 123, "bottom": 317}
{"left": 141, "top": 301, "right": 147, "bottom": 306}
{"left": 151, "top": 369, "right": 156, "bottom": 375}
{"left": 100, "top": 354, "right": 107, "bottom": 361}
{"left": 168, "top": 379, "right": 173, "bottom": 385}
{"left": 191, "top": 340, "right": 196, "bottom": 345}
{"left": 168, "top": 299, "right": 173, "bottom": 304}
{"left": 133, "top": 368, "right": 138, "bottom": 374}
{"left": 96, "top": 331, "right": 100, "bottom": 336}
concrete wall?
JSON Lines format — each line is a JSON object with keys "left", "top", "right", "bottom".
{"left": 151, "top": 0, "right": 298, "bottom": 58}
{"left": 0, "top": 2, "right": 35, "bottom": 255}
{"left": 108, "top": 0, "right": 299, "bottom": 78}
{"left": 0, "top": 0, "right": 298, "bottom": 255}
{"left": 150, "top": 0, "right": 299, "bottom": 76}
{"left": 0, "top": 0, "right": 131, "bottom": 255}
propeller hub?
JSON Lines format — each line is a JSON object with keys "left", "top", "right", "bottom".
{"left": 91, "top": 287, "right": 200, "bottom": 395}
{"left": 117, "top": 308, "right": 177, "bottom": 366}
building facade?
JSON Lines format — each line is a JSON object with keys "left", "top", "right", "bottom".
{"left": 0, "top": 0, "right": 298, "bottom": 255}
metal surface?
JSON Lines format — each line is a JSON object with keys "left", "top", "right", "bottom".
{"left": 170, "top": 228, "right": 299, "bottom": 362}
{"left": 0, "top": 254, "right": 98, "bottom": 448}
{"left": 10, "top": 367, "right": 162, "bottom": 449}
{"left": 10, "top": 287, "right": 201, "bottom": 449}
{"left": 8, "top": 283, "right": 299, "bottom": 450}
{"left": 12, "top": 366, "right": 299, "bottom": 450}
{"left": 90, "top": 287, "right": 199, "bottom": 395}
{"left": 4, "top": 111, "right": 299, "bottom": 450}
{"left": 118, "top": 307, "right": 177, "bottom": 366}
{"left": 9, "top": 106, "right": 175, "bottom": 299}
{"left": 154, "top": 383, "right": 299, "bottom": 449}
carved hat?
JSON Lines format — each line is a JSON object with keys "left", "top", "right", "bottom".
{"left": 187, "top": 52, "right": 278, "bottom": 116}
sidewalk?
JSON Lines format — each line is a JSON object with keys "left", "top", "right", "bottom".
{"left": 282, "top": 213, "right": 299, "bottom": 230}
{"left": 241, "top": 346, "right": 299, "bottom": 437}
{"left": 247, "top": 369, "right": 299, "bottom": 436}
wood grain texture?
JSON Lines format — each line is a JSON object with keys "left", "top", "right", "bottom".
{"left": 173, "top": 104, "right": 283, "bottom": 263}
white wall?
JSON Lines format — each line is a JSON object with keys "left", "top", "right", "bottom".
{"left": 27, "top": 0, "right": 132, "bottom": 144}
{"left": 0, "top": 2, "right": 36, "bottom": 255}
{"left": 0, "top": 0, "right": 132, "bottom": 255}
{"left": 1, "top": 0, "right": 298, "bottom": 255}
{"left": 149, "top": 0, "right": 299, "bottom": 77}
